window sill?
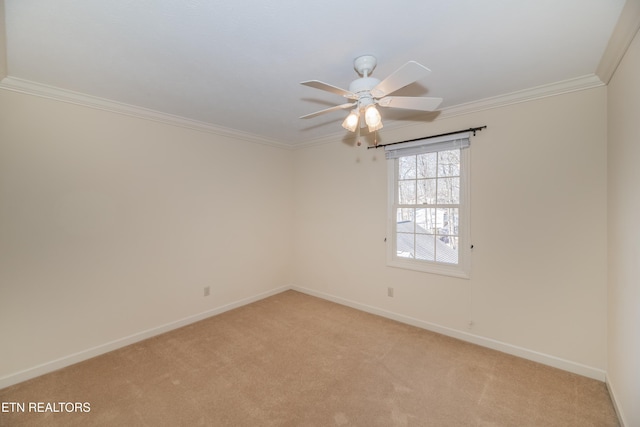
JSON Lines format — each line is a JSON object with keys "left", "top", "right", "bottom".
{"left": 387, "top": 257, "right": 470, "bottom": 279}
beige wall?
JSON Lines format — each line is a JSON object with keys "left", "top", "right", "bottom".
{"left": 293, "top": 87, "right": 608, "bottom": 377}
{"left": 0, "top": 90, "right": 293, "bottom": 383}
{"left": 607, "top": 28, "right": 640, "bottom": 427}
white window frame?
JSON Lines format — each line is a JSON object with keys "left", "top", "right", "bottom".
{"left": 386, "top": 134, "right": 471, "bottom": 279}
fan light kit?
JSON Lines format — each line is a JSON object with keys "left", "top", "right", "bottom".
{"left": 300, "top": 55, "right": 442, "bottom": 136}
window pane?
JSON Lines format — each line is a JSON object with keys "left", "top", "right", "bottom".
{"left": 415, "top": 234, "right": 435, "bottom": 261}
{"left": 397, "top": 207, "right": 415, "bottom": 258}
{"left": 415, "top": 208, "right": 436, "bottom": 234}
{"left": 396, "top": 232, "right": 415, "bottom": 259}
{"left": 396, "top": 208, "right": 414, "bottom": 229}
{"left": 436, "top": 208, "right": 458, "bottom": 237}
{"left": 399, "top": 156, "right": 416, "bottom": 179}
{"left": 436, "top": 236, "right": 458, "bottom": 264}
{"left": 438, "top": 150, "right": 460, "bottom": 177}
{"left": 399, "top": 181, "right": 416, "bottom": 204}
{"left": 428, "top": 208, "right": 438, "bottom": 234}
{"left": 415, "top": 208, "right": 426, "bottom": 234}
{"left": 437, "top": 177, "right": 460, "bottom": 204}
{"left": 417, "top": 153, "right": 437, "bottom": 178}
{"left": 417, "top": 179, "right": 436, "bottom": 204}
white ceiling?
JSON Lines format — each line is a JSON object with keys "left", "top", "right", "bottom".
{"left": 1, "top": 0, "right": 626, "bottom": 147}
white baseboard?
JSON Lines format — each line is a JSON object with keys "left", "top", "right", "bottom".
{"left": 606, "top": 376, "right": 627, "bottom": 427}
{"left": 292, "top": 285, "right": 607, "bottom": 382}
{"left": 0, "top": 286, "right": 290, "bottom": 389}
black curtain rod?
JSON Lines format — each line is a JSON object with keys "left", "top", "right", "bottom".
{"left": 367, "top": 126, "right": 487, "bottom": 150}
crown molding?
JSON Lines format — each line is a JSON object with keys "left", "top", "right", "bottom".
{"left": 596, "top": 0, "right": 640, "bottom": 84}
{"left": 1, "top": 73, "right": 604, "bottom": 151}
{"left": 0, "top": 76, "right": 293, "bottom": 150}
{"left": 437, "top": 74, "right": 604, "bottom": 119}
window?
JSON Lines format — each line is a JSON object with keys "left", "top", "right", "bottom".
{"left": 386, "top": 133, "right": 471, "bottom": 278}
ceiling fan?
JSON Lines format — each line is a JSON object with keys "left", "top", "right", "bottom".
{"left": 299, "top": 55, "right": 443, "bottom": 135}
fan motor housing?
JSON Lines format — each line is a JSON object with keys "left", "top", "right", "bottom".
{"left": 349, "top": 77, "right": 380, "bottom": 95}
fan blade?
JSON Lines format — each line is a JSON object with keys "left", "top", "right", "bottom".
{"left": 299, "top": 102, "right": 356, "bottom": 119}
{"left": 377, "top": 96, "right": 443, "bottom": 111}
{"left": 301, "top": 80, "right": 356, "bottom": 99}
{"left": 371, "top": 61, "right": 431, "bottom": 98}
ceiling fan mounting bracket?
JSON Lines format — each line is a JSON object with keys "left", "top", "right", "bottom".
{"left": 354, "top": 55, "right": 377, "bottom": 76}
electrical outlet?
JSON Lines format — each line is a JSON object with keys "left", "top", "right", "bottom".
{"left": 387, "top": 287, "right": 394, "bottom": 297}
{"left": 204, "top": 286, "right": 210, "bottom": 297}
